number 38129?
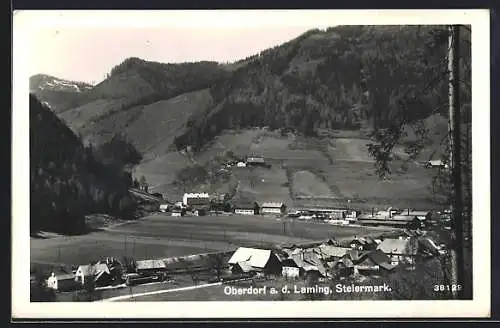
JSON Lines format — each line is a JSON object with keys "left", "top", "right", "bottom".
{"left": 433, "top": 284, "right": 463, "bottom": 292}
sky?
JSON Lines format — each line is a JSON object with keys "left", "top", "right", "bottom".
{"left": 15, "top": 9, "right": 482, "bottom": 85}
{"left": 28, "top": 26, "right": 317, "bottom": 84}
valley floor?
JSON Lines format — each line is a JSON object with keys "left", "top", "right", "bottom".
{"left": 30, "top": 213, "right": 396, "bottom": 267}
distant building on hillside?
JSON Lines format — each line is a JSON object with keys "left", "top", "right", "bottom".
{"left": 425, "top": 159, "right": 448, "bottom": 168}
{"left": 183, "top": 193, "right": 210, "bottom": 207}
{"left": 261, "top": 202, "right": 287, "bottom": 215}
{"left": 233, "top": 201, "right": 260, "bottom": 215}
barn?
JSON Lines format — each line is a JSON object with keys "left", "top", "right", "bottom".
{"left": 233, "top": 201, "right": 260, "bottom": 215}
{"left": 261, "top": 202, "right": 287, "bottom": 215}
{"left": 228, "top": 247, "right": 282, "bottom": 275}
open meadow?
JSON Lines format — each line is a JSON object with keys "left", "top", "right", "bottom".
{"left": 31, "top": 214, "right": 395, "bottom": 268}
{"left": 128, "top": 127, "right": 441, "bottom": 209}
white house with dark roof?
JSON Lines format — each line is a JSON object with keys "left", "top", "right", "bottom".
{"left": 75, "top": 263, "right": 111, "bottom": 286}
{"left": 182, "top": 193, "right": 210, "bottom": 207}
{"left": 377, "top": 238, "right": 416, "bottom": 265}
{"left": 228, "top": 247, "right": 282, "bottom": 274}
{"left": 261, "top": 202, "right": 287, "bottom": 215}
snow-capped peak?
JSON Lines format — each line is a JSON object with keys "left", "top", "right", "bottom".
{"left": 30, "top": 74, "right": 93, "bottom": 94}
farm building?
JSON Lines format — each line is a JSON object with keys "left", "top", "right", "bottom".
{"left": 377, "top": 238, "right": 417, "bottom": 265}
{"left": 282, "top": 266, "right": 300, "bottom": 279}
{"left": 246, "top": 156, "right": 267, "bottom": 167}
{"left": 228, "top": 247, "right": 282, "bottom": 274}
{"left": 261, "top": 202, "right": 287, "bottom": 215}
{"left": 281, "top": 250, "right": 328, "bottom": 278}
{"left": 328, "top": 257, "right": 355, "bottom": 278}
{"left": 135, "top": 259, "right": 167, "bottom": 276}
{"left": 159, "top": 203, "right": 172, "bottom": 212}
{"left": 46, "top": 270, "right": 80, "bottom": 292}
{"left": 182, "top": 193, "right": 210, "bottom": 207}
{"left": 172, "top": 209, "right": 183, "bottom": 217}
{"left": 75, "top": 263, "right": 112, "bottom": 287}
{"left": 315, "top": 245, "right": 351, "bottom": 261}
{"left": 353, "top": 250, "right": 397, "bottom": 276}
{"left": 425, "top": 159, "right": 448, "bottom": 168}
{"left": 348, "top": 236, "right": 377, "bottom": 251}
{"left": 357, "top": 212, "right": 423, "bottom": 228}
{"left": 293, "top": 207, "right": 348, "bottom": 219}
{"left": 406, "top": 210, "right": 432, "bottom": 221}
{"left": 233, "top": 201, "right": 260, "bottom": 215}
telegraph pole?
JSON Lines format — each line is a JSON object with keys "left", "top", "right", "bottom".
{"left": 448, "top": 24, "right": 464, "bottom": 299}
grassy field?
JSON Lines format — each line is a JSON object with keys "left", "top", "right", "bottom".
{"left": 123, "top": 125, "right": 443, "bottom": 209}
{"left": 292, "top": 170, "right": 337, "bottom": 199}
{"left": 31, "top": 214, "right": 395, "bottom": 267}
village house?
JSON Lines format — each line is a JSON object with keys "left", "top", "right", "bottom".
{"left": 135, "top": 259, "right": 167, "bottom": 276}
{"left": 328, "top": 257, "right": 355, "bottom": 278}
{"left": 281, "top": 249, "right": 328, "bottom": 279}
{"left": 233, "top": 201, "right": 260, "bottom": 215}
{"left": 182, "top": 193, "right": 210, "bottom": 207}
{"left": 407, "top": 210, "right": 432, "bottom": 221}
{"left": 348, "top": 236, "right": 377, "bottom": 251}
{"left": 261, "top": 202, "right": 287, "bottom": 215}
{"left": 377, "top": 238, "right": 417, "bottom": 266}
{"left": 46, "top": 269, "right": 80, "bottom": 292}
{"left": 352, "top": 249, "right": 397, "bottom": 276}
{"left": 75, "top": 263, "right": 112, "bottom": 287}
{"left": 159, "top": 203, "right": 172, "bottom": 213}
{"left": 228, "top": 247, "right": 282, "bottom": 275}
{"left": 315, "top": 245, "right": 351, "bottom": 262}
{"left": 172, "top": 210, "right": 182, "bottom": 217}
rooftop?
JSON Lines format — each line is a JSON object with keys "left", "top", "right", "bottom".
{"left": 377, "top": 238, "right": 414, "bottom": 255}
{"left": 261, "top": 202, "right": 284, "bottom": 208}
{"left": 135, "top": 259, "right": 167, "bottom": 270}
{"left": 228, "top": 247, "right": 272, "bottom": 269}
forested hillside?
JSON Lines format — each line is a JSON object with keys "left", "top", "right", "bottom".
{"left": 30, "top": 95, "right": 137, "bottom": 234}
{"left": 31, "top": 25, "right": 470, "bottom": 159}
{"left": 174, "top": 26, "right": 469, "bottom": 151}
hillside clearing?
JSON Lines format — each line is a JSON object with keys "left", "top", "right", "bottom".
{"left": 292, "top": 170, "right": 337, "bottom": 199}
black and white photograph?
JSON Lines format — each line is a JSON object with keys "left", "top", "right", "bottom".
{"left": 12, "top": 9, "right": 490, "bottom": 318}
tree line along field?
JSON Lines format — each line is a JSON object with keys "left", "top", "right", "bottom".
{"left": 31, "top": 214, "right": 395, "bottom": 267}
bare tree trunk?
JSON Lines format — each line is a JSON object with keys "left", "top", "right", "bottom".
{"left": 448, "top": 24, "right": 464, "bottom": 299}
